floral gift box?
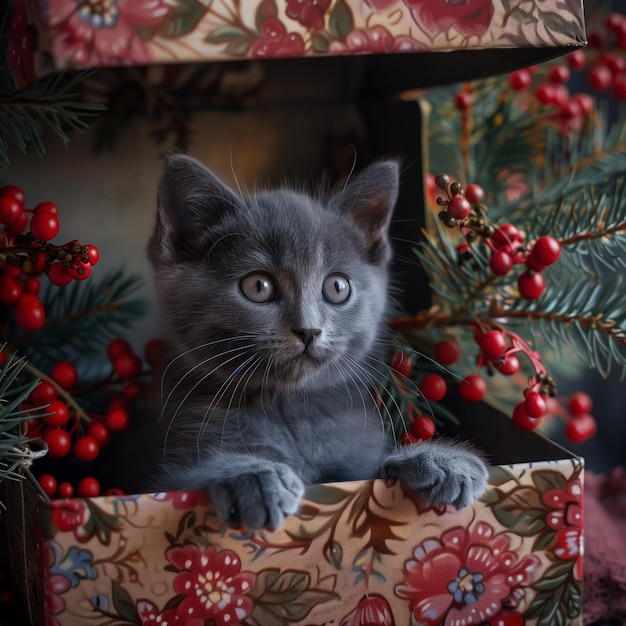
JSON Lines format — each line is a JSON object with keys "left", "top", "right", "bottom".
{"left": 6, "top": 409, "right": 584, "bottom": 626}
{"left": 9, "top": 0, "right": 586, "bottom": 88}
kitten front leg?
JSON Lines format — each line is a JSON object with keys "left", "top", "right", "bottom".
{"left": 164, "top": 452, "right": 305, "bottom": 530}
{"left": 381, "top": 439, "right": 489, "bottom": 509}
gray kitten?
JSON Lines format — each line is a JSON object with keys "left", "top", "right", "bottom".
{"left": 145, "top": 155, "right": 488, "bottom": 530}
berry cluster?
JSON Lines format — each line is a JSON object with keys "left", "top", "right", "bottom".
{"left": 435, "top": 174, "right": 561, "bottom": 301}
{"left": 505, "top": 13, "right": 626, "bottom": 129}
{"left": 0, "top": 184, "right": 100, "bottom": 332}
{"left": 20, "top": 337, "right": 163, "bottom": 499}
{"left": 390, "top": 326, "right": 596, "bottom": 445}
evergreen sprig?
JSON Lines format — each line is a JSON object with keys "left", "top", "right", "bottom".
{"left": 13, "top": 269, "right": 148, "bottom": 371}
{"left": 0, "top": 72, "right": 105, "bottom": 168}
{"left": 0, "top": 350, "right": 40, "bottom": 502}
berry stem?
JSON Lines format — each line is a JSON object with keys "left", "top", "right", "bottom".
{"left": 558, "top": 218, "right": 626, "bottom": 247}
{"left": 22, "top": 360, "right": 91, "bottom": 424}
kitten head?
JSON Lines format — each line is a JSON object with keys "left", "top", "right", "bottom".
{"left": 149, "top": 155, "right": 398, "bottom": 396}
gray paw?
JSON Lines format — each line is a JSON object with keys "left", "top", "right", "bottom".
{"left": 209, "top": 461, "right": 305, "bottom": 530}
{"left": 382, "top": 439, "right": 488, "bottom": 509}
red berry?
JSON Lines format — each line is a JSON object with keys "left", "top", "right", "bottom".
{"left": 144, "top": 338, "right": 165, "bottom": 365}
{"left": 0, "top": 196, "right": 23, "bottom": 225}
{"left": 489, "top": 250, "right": 513, "bottom": 276}
{"left": 74, "top": 435, "right": 100, "bottom": 462}
{"left": 531, "top": 236, "right": 561, "bottom": 266}
{"left": 568, "top": 391, "right": 592, "bottom": 416}
{"left": 29, "top": 211, "right": 60, "bottom": 241}
{"left": 411, "top": 415, "right": 435, "bottom": 440}
{"left": 106, "top": 408, "right": 130, "bottom": 431}
{"left": 86, "top": 244, "right": 100, "bottom": 265}
{"left": 77, "top": 476, "right": 101, "bottom": 497}
{"left": 0, "top": 274, "right": 23, "bottom": 306}
{"left": 565, "top": 414, "right": 597, "bottom": 443}
{"left": 525, "top": 253, "right": 546, "bottom": 273}
{"left": 509, "top": 69, "right": 531, "bottom": 90}
{"left": 67, "top": 261, "right": 92, "bottom": 281}
{"left": 33, "top": 201, "right": 58, "bottom": 215}
{"left": 587, "top": 65, "right": 613, "bottom": 91}
{"left": 29, "top": 380, "right": 57, "bottom": 406}
{"left": 113, "top": 352, "right": 142, "bottom": 380}
{"left": 5, "top": 211, "right": 29, "bottom": 236}
{"left": 390, "top": 350, "right": 412, "bottom": 378}
{"left": 548, "top": 64, "right": 570, "bottom": 84}
{"left": 38, "top": 474, "right": 57, "bottom": 498}
{"left": 612, "top": 78, "right": 626, "bottom": 100}
{"left": 512, "top": 402, "right": 541, "bottom": 430}
{"left": 464, "top": 184, "right": 485, "bottom": 204}
{"left": 493, "top": 223, "right": 521, "bottom": 248}
{"left": 86, "top": 421, "right": 111, "bottom": 446}
{"left": 401, "top": 431, "right": 418, "bottom": 446}
{"left": 51, "top": 360, "right": 78, "bottom": 389}
{"left": 418, "top": 374, "right": 447, "bottom": 402}
{"left": 572, "top": 93, "right": 594, "bottom": 115}
{"left": 123, "top": 380, "right": 141, "bottom": 400}
{"left": 517, "top": 271, "right": 545, "bottom": 300}
{"left": 601, "top": 52, "right": 626, "bottom": 75}
{"left": 0, "top": 184, "right": 25, "bottom": 205}
{"left": 479, "top": 330, "right": 507, "bottom": 359}
{"left": 57, "top": 482, "right": 74, "bottom": 498}
{"left": 47, "top": 263, "right": 73, "bottom": 287}
{"left": 447, "top": 196, "right": 471, "bottom": 220}
{"left": 458, "top": 375, "right": 487, "bottom": 402}
{"left": 43, "top": 400, "right": 70, "bottom": 427}
{"left": 43, "top": 427, "right": 71, "bottom": 458}
{"left": 15, "top": 293, "right": 45, "bottom": 332}
{"left": 433, "top": 339, "right": 460, "bottom": 366}
{"left": 455, "top": 91, "right": 472, "bottom": 111}
{"left": 495, "top": 354, "right": 520, "bottom": 376}
{"left": 524, "top": 391, "right": 547, "bottom": 418}
{"left": 567, "top": 49, "right": 586, "bottom": 70}
{"left": 107, "top": 338, "right": 132, "bottom": 361}
{"left": 23, "top": 276, "right": 40, "bottom": 294}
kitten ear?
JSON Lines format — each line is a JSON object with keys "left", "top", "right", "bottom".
{"left": 334, "top": 161, "right": 399, "bottom": 259}
{"left": 150, "top": 155, "right": 244, "bottom": 264}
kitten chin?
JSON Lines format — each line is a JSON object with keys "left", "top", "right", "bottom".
{"left": 125, "top": 155, "right": 491, "bottom": 530}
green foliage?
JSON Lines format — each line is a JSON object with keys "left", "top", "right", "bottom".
{"left": 0, "top": 72, "right": 104, "bottom": 169}
{"left": 14, "top": 269, "right": 149, "bottom": 372}
{"left": 0, "top": 350, "right": 40, "bottom": 502}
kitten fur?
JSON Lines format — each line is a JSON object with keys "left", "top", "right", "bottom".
{"left": 140, "top": 155, "right": 488, "bottom": 530}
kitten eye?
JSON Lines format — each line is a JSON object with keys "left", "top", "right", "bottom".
{"left": 323, "top": 274, "right": 351, "bottom": 304}
{"left": 240, "top": 273, "right": 275, "bottom": 303}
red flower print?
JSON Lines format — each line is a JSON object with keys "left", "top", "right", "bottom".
{"left": 42, "top": 543, "right": 70, "bottom": 624}
{"left": 36, "top": 0, "right": 170, "bottom": 68}
{"left": 328, "top": 26, "right": 420, "bottom": 54}
{"left": 50, "top": 499, "right": 86, "bottom": 532}
{"left": 166, "top": 545, "right": 255, "bottom": 625}
{"left": 286, "top": 0, "right": 331, "bottom": 30}
{"left": 403, "top": 0, "right": 495, "bottom": 40}
{"left": 341, "top": 594, "right": 395, "bottom": 626}
{"left": 542, "top": 478, "right": 584, "bottom": 580}
{"left": 395, "top": 522, "right": 540, "bottom": 626}
{"left": 137, "top": 601, "right": 184, "bottom": 625}
{"left": 251, "top": 18, "right": 305, "bottom": 59}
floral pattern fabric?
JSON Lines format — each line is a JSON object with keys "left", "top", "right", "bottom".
{"left": 36, "top": 459, "right": 584, "bottom": 626}
{"left": 8, "top": 0, "right": 585, "bottom": 86}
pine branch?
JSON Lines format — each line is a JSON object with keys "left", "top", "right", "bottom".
{"left": 0, "top": 72, "right": 105, "bottom": 167}
{"left": 0, "top": 350, "right": 41, "bottom": 502}
{"left": 12, "top": 269, "right": 149, "bottom": 370}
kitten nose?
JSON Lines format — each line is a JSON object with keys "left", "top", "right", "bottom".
{"left": 292, "top": 328, "right": 321, "bottom": 348}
